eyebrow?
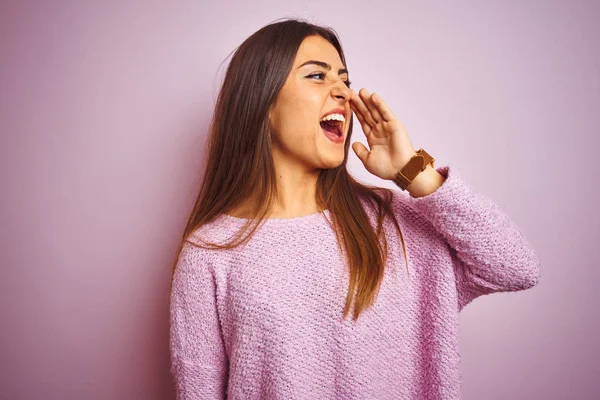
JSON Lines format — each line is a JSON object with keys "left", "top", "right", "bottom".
{"left": 297, "top": 60, "right": 348, "bottom": 75}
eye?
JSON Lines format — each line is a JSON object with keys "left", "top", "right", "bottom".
{"left": 307, "top": 73, "right": 352, "bottom": 88}
{"left": 307, "top": 72, "right": 326, "bottom": 80}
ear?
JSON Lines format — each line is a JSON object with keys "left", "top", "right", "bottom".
{"left": 267, "top": 104, "right": 275, "bottom": 126}
{"left": 268, "top": 102, "right": 274, "bottom": 120}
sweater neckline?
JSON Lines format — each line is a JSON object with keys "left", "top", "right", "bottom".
{"left": 219, "top": 209, "right": 331, "bottom": 226}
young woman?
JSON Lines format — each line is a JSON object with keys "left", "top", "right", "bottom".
{"left": 169, "top": 18, "right": 541, "bottom": 399}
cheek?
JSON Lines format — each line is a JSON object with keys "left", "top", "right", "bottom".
{"left": 294, "top": 94, "right": 323, "bottom": 129}
{"left": 280, "top": 103, "right": 318, "bottom": 133}
{"left": 272, "top": 88, "right": 324, "bottom": 140}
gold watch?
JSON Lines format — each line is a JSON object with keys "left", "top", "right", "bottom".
{"left": 392, "top": 148, "right": 435, "bottom": 190}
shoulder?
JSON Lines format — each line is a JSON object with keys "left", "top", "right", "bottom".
{"left": 184, "top": 215, "right": 242, "bottom": 247}
{"left": 358, "top": 186, "right": 420, "bottom": 225}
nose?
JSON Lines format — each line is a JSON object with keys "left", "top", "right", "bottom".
{"left": 331, "top": 79, "right": 351, "bottom": 102}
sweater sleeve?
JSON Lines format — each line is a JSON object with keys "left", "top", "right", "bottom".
{"left": 169, "top": 242, "right": 228, "bottom": 399}
{"left": 405, "top": 164, "right": 542, "bottom": 311}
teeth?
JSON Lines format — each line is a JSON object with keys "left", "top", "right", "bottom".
{"left": 320, "top": 113, "right": 345, "bottom": 122}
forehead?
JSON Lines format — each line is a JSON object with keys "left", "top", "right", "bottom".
{"left": 294, "top": 35, "right": 345, "bottom": 69}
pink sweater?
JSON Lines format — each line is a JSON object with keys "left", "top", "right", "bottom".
{"left": 169, "top": 164, "right": 541, "bottom": 399}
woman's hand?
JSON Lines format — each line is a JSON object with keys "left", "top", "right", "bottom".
{"left": 349, "top": 88, "right": 416, "bottom": 181}
{"left": 349, "top": 88, "right": 446, "bottom": 197}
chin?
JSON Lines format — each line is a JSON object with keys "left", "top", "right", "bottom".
{"left": 320, "top": 153, "right": 345, "bottom": 169}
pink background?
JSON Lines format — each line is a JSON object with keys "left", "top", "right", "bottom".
{"left": 1, "top": 1, "right": 598, "bottom": 399}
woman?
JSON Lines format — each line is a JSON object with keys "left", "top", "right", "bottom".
{"left": 169, "top": 18, "right": 541, "bottom": 399}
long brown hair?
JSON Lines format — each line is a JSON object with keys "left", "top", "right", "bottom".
{"left": 170, "top": 17, "right": 409, "bottom": 321}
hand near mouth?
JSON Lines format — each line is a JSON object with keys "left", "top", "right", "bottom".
{"left": 350, "top": 88, "right": 446, "bottom": 197}
{"left": 349, "top": 88, "right": 419, "bottom": 181}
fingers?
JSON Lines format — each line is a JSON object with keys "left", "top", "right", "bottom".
{"left": 350, "top": 88, "right": 396, "bottom": 127}
{"left": 358, "top": 88, "right": 384, "bottom": 123}
{"left": 350, "top": 93, "right": 372, "bottom": 135}
{"left": 370, "top": 92, "right": 397, "bottom": 121}
{"left": 350, "top": 90, "right": 377, "bottom": 129}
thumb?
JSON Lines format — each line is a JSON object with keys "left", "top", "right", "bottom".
{"left": 352, "top": 142, "right": 370, "bottom": 165}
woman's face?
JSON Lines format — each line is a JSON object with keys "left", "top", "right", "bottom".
{"left": 268, "top": 35, "right": 352, "bottom": 170}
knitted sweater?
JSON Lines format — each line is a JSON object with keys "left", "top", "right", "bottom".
{"left": 169, "top": 164, "right": 541, "bottom": 399}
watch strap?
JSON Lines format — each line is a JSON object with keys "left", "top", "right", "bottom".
{"left": 392, "top": 148, "right": 435, "bottom": 191}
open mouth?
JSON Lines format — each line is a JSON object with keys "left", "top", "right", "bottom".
{"left": 319, "top": 119, "right": 343, "bottom": 137}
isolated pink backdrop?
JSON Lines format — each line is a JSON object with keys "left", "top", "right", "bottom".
{"left": 1, "top": 1, "right": 598, "bottom": 399}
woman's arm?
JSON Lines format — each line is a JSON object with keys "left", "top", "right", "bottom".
{"left": 170, "top": 243, "right": 228, "bottom": 399}
{"left": 406, "top": 164, "right": 542, "bottom": 311}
